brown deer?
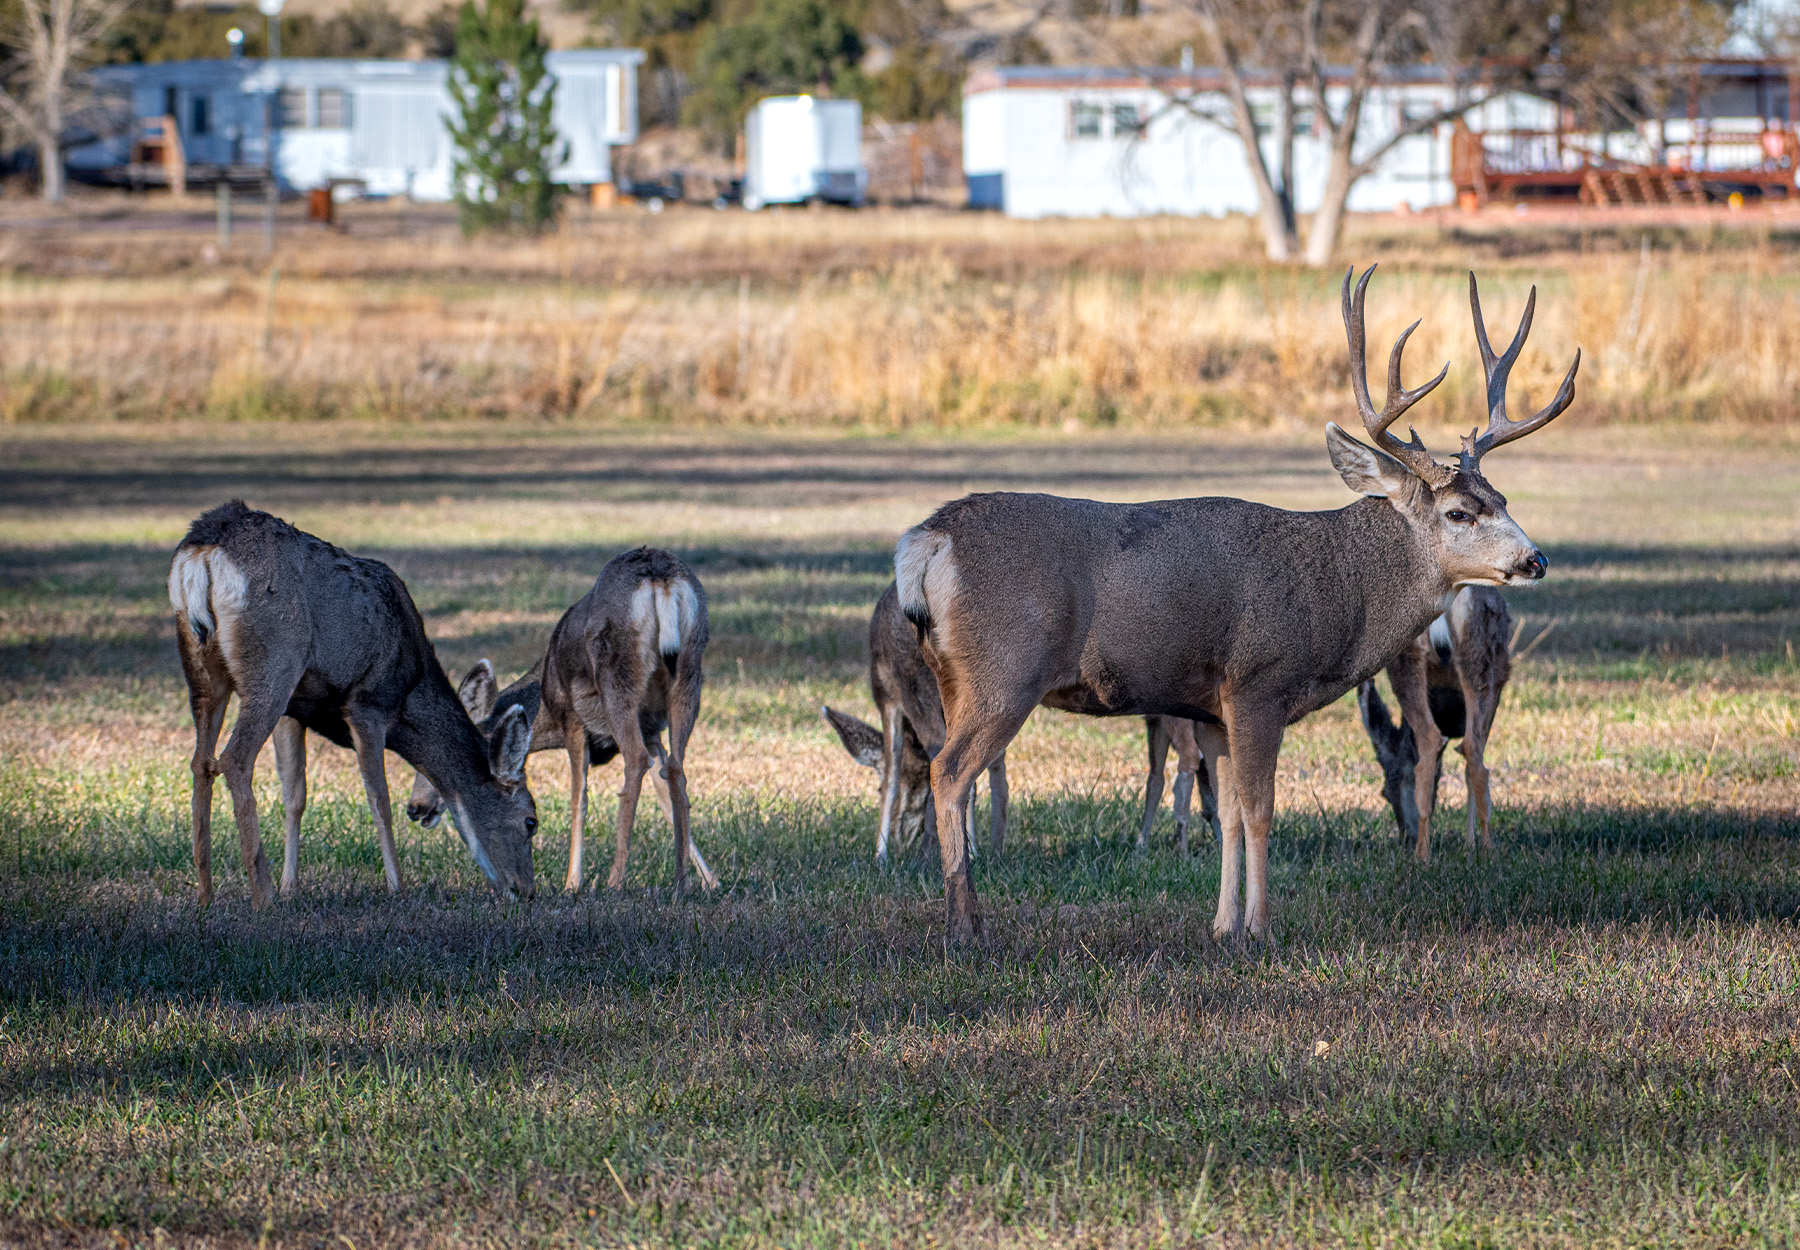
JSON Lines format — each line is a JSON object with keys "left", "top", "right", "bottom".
{"left": 895, "top": 267, "right": 1576, "bottom": 943}
{"left": 1357, "top": 584, "right": 1512, "bottom": 853}
{"left": 536, "top": 548, "right": 709, "bottom": 895}
{"left": 823, "top": 582, "right": 1007, "bottom": 861}
{"left": 406, "top": 658, "right": 720, "bottom": 890}
{"left": 169, "top": 501, "right": 538, "bottom": 908}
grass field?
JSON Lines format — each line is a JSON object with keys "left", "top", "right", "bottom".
{"left": 1, "top": 417, "right": 1797, "bottom": 1247}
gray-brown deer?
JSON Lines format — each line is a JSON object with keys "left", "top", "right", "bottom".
{"left": 1357, "top": 584, "right": 1512, "bottom": 854}
{"left": 895, "top": 267, "right": 1576, "bottom": 943}
{"left": 537, "top": 547, "right": 709, "bottom": 895}
{"left": 823, "top": 582, "right": 1008, "bottom": 862}
{"left": 406, "top": 657, "right": 720, "bottom": 890}
{"left": 169, "top": 500, "right": 538, "bottom": 908}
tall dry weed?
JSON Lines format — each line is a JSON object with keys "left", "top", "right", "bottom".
{"left": 1, "top": 242, "right": 1796, "bottom": 427}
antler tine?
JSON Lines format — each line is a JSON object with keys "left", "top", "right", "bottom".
{"left": 1463, "top": 272, "right": 1581, "bottom": 466}
{"left": 1340, "top": 264, "right": 1451, "bottom": 484}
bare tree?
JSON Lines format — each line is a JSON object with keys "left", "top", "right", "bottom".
{"left": 0, "top": 0, "right": 131, "bottom": 203}
{"left": 1175, "top": 0, "right": 1480, "bottom": 265}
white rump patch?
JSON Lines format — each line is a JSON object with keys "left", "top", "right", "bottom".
{"left": 654, "top": 580, "right": 698, "bottom": 655}
{"left": 630, "top": 579, "right": 698, "bottom": 659}
{"left": 895, "top": 527, "right": 954, "bottom": 624}
{"left": 168, "top": 547, "right": 247, "bottom": 668}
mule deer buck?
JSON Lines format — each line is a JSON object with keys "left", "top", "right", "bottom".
{"left": 406, "top": 657, "right": 720, "bottom": 890}
{"left": 169, "top": 501, "right": 538, "bottom": 908}
{"left": 1357, "top": 584, "right": 1512, "bottom": 854}
{"left": 530, "top": 548, "right": 710, "bottom": 896}
{"left": 823, "top": 582, "right": 1007, "bottom": 861}
{"left": 895, "top": 267, "right": 1576, "bottom": 943}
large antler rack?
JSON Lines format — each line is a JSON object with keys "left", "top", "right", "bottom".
{"left": 1341, "top": 265, "right": 1453, "bottom": 489}
{"left": 1459, "top": 273, "right": 1581, "bottom": 473}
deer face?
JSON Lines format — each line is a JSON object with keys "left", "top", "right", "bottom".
{"left": 446, "top": 702, "right": 537, "bottom": 901}
{"left": 1334, "top": 265, "right": 1574, "bottom": 595}
{"left": 1328, "top": 429, "right": 1548, "bottom": 590}
{"left": 1423, "top": 471, "right": 1546, "bottom": 587}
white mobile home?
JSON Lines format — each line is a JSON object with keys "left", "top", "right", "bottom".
{"left": 70, "top": 49, "right": 643, "bottom": 198}
{"left": 742, "top": 95, "right": 865, "bottom": 209}
{"left": 962, "top": 65, "right": 1552, "bottom": 218}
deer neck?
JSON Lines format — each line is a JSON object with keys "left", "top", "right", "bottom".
{"left": 391, "top": 672, "right": 492, "bottom": 806}
{"left": 1336, "top": 496, "right": 1458, "bottom": 673}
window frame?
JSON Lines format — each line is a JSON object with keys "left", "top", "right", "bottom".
{"left": 278, "top": 85, "right": 310, "bottom": 129}
{"left": 315, "top": 87, "right": 351, "bottom": 130}
{"left": 1070, "top": 100, "right": 1104, "bottom": 140}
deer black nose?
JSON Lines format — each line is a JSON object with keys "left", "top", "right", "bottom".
{"left": 1516, "top": 549, "right": 1548, "bottom": 581}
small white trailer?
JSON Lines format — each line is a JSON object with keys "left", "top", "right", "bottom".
{"left": 742, "top": 95, "right": 865, "bottom": 209}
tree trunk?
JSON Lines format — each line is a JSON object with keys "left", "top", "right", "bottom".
{"left": 1302, "top": 154, "right": 1355, "bottom": 267}
{"left": 38, "top": 134, "right": 63, "bottom": 203}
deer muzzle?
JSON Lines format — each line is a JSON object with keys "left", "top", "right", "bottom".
{"left": 1513, "top": 549, "right": 1548, "bottom": 581}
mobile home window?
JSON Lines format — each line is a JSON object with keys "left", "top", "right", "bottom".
{"left": 162, "top": 86, "right": 178, "bottom": 122}
{"left": 190, "top": 94, "right": 210, "bottom": 136}
{"left": 1250, "top": 101, "right": 1275, "bottom": 137}
{"left": 1111, "top": 103, "right": 1143, "bottom": 137}
{"left": 316, "top": 88, "right": 350, "bottom": 129}
{"left": 278, "top": 86, "right": 309, "bottom": 128}
{"left": 1071, "top": 102, "right": 1103, "bottom": 139}
{"left": 1291, "top": 105, "right": 1313, "bottom": 137}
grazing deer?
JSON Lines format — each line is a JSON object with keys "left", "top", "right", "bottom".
{"left": 406, "top": 658, "right": 720, "bottom": 890}
{"left": 823, "top": 582, "right": 1008, "bottom": 861}
{"left": 536, "top": 548, "right": 709, "bottom": 895}
{"left": 168, "top": 501, "right": 537, "bottom": 908}
{"left": 895, "top": 267, "right": 1576, "bottom": 943}
{"left": 1357, "top": 584, "right": 1512, "bottom": 854}
{"left": 1138, "top": 716, "right": 1220, "bottom": 855}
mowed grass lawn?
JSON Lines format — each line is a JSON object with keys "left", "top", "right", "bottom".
{"left": 1, "top": 422, "right": 1797, "bottom": 1248}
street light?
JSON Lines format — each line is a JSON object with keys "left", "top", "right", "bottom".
{"left": 226, "top": 26, "right": 244, "bottom": 58}
{"left": 256, "top": 0, "right": 284, "bottom": 60}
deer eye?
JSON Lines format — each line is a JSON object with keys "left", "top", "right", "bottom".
{"left": 1445, "top": 509, "right": 1473, "bottom": 524}
{"left": 524, "top": 817, "right": 538, "bottom": 838}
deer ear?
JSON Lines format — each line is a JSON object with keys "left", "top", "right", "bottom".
{"left": 1326, "top": 423, "right": 1413, "bottom": 498}
{"left": 458, "top": 660, "right": 498, "bottom": 721}
{"left": 822, "top": 705, "right": 884, "bottom": 769}
{"left": 489, "top": 704, "right": 532, "bottom": 785}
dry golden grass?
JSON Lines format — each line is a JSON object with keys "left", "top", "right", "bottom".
{"left": 6, "top": 201, "right": 1800, "bottom": 427}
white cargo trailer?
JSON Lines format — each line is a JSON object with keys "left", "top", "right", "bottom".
{"left": 742, "top": 95, "right": 865, "bottom": 209}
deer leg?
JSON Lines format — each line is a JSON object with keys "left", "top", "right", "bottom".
{"left": 964, "top": 773, "right": 979, "bottom": 862}
{"left": 1226, "top": 713, "right": 1285, "bottom": 941}
{"left": 182, "top": 658, "right": 231, "bottom": 909}
{"left": 565, "top": 722, "right": 589, "bottom": 892}
{"left": 1387, "top": 643, "right": 1442, "bottom": 863}
{"left": 1462, "top": 673, "right": 1499, "bottom": 852}
{"left": 606, "top": 741, "right": 651, "bottom": 893}
{"left": 987, "top": 754, "right": 1009, "bottom": 856}
{"left": 1138, "top": 716, "right": 1171, "bottom": 851}
{"left": 875, "top": 704, "right": 905, "bottom": 862}
{"left": 662, "top": 652, "right": 707, "bottom": 901}
{"left": 1171, "top": 719, "right": 1202, "bottom": 857}
{"left": 931, "top": 696, "right": 1034, "bottom": 946}
{"left": 346, "top": 716, "right": 401, "bottom": 894}
{"left": 1197, "top": 723, "right": 1244, "bottom": 940}
{"left": 652, "top": 733, "right": 717, "bottom": 893}
{"left": 271, "top": 716, "right": 306, "bottom": 897}
{"left": 214, "top": 671, "right": 299, "bottom": 909}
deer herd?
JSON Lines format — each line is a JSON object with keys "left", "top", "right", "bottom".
{"left": 169, "top": 267, "right": 1572, "bottom": 944}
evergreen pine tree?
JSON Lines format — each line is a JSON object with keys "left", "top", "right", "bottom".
{"left": 445, "top": 0, "right": 563, "bottom": 234}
